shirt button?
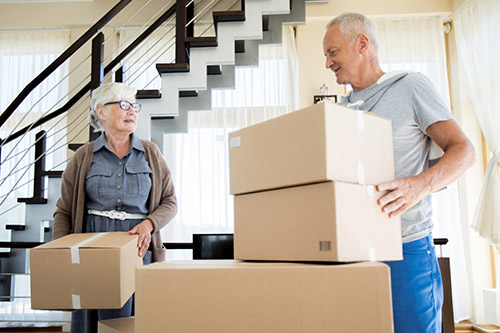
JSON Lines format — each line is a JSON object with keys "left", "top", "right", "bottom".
{"left": 117, "top": 199, "right": 122, "bottom": 203}
{"left": 117, "top": 185, "right": 121, "bottom": 190}
{"left": 119, "top": 162, "right": 122, "bottom": 166}
{"left": 118, "top": 173, "right": 122, "bottom": 177}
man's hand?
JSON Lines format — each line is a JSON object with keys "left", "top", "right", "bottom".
{"left": 129, "top": 219, "right": 154, "bottom": 257}
{"left": 377, "top": 119, "right": 475, "bottom": 219}
{"left": 376, "top": 177, "right": 430, "bottom": 218}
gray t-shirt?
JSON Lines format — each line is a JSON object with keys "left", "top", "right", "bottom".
{"left": 343, "top": 72, "right": 453, "bottom": 243}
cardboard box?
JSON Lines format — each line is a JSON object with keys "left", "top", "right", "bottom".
{"left": 30, "top": 232, "right": 142, "bottom": 310}
{"left": 135, "top": 260, "right": 394, "bottom": 333}
{"left": 228, "top": 101, "right": 394, "bottom": 195}
{"left": 98, "top": 317, "right": 135, "bottom": 333}
{"left": 234, "top": 181, "right": 402, "bottom": 262}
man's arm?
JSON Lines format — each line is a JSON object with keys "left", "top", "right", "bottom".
{"left": 376, "top": 119, "right": 476, "bottom": 218}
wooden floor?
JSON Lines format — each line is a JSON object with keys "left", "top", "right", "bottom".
{"left": 456, "top": 321, "right": 500, "bottom": 333}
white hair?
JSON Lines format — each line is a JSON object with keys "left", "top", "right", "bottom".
{"left": 326, "top": 12, "right": 379, "bottom": 49}
{"left": 88, "top": 82, "right": 137, "bottom": 132}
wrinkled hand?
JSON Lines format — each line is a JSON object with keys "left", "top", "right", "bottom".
{"left": 376, "top": 177, "right": 429, "bottom": 218}
{"left": 129, "top": 219, "right": 154, "bottom": 257}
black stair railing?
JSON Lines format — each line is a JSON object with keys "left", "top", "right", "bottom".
{"left": 0, "top": 1, "right": 181, "bottom": 213}
{"left": 0, "top": 0, "right": 240, "bottom": 209}
{"left": 0, "top": 1, "right": 179, "bottom": 147}
{"left": 0, "top": 0, "right": 133, "bottom": 130}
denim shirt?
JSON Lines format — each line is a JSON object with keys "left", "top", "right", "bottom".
{"left": 85, "top": 133, "right": 152, "bottom": 214}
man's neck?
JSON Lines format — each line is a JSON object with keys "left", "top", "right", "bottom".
{"left": 352, "top": 67, "right": 385, "bottom": 92}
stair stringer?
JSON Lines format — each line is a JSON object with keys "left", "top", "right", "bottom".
{"left": 151, "top": 65, "right": 236, "bottom": 151}
{"left": 148, "top": 0, "right": 306, "bottom": 144}
{"left": 3, "top": 177, "right": 61, "bottom": 274}
{"left": 137, "top": 0, "right": 291, "bottom": 140}
{"left": 236, "top": 0, "right": 306, "bottom": 67}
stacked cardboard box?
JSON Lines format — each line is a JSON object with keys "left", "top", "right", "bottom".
{"left": 229, "top": 101, "right": 402, "bottom": 262}
{"left": 135, "top": 260, "right": 393, "bottom": 332}
{"left": 132, "top": 101, "right": 399, "bottom": 332}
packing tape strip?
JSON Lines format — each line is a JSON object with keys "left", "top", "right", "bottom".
{"left": 72, "top": 294, "right": 81, "bottom": 309}
{"left": 366, "top": 185, "right": 375, "bottom": 197}
{"left": 357, "top": 161, "right": 366, "bottom": 185}
{"left": 357, "top": 111, "right": 365, "bottom": 132}
{"left": 368, "top": 247, "right": 376, "bottom": 262}
{"left": 230, "top": 136, "right": 240, "bottom": 148}
{"left": 70, "top": 233, "right": 107, "bottom": 264}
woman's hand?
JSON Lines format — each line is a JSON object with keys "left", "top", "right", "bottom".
{"left": 129, "top": 219, "right": 154, "bottom": 257}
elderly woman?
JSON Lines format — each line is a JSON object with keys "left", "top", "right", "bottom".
{"left": 53, "top": 82, "right": 177, "bottom": 333}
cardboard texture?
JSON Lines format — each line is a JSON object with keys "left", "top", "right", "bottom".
{"left": 234, "top": 181, "right": 402, "bottom": 262}
{"left": 135, "top": 260, "right": 394, "bottom": 333}
{"left": 98, "top": 317, "right": 135, "bottom": 333}
{"left": 228, "top": 101, "right": 394, "bottom": 195}
{"left": 30, "top": 232, "right": 142, "bottom": 310}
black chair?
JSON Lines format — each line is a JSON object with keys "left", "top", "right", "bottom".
{"left": 192, "top": 234, "right": 234, "bottom": 260}
{"left": 434, "top": 238, "right": 455, "bottom": 333}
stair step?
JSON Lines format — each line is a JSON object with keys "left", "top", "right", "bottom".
{"left": 17, "top": 197, "right": 48, "bottom": 204}
{"left": 41, "top": 170, "right": 63, "bottom": 178}
{"left": 179, "top": 91, "right": 198, "bottom": 98}
{"left": 68, "top": 143, "right": 84, "bottom": 152}
{"left": 156, "top": 63, "right": 189, "bottom": 74}
{"left": 213, "top": 10, "right": 245, "bottom": 23}
{"left": 235, "top": 40, "right": 245, "bottom": 53}
{"left": 185, "top": 37, "right": 217, "bottom": 48}
{"left": 207, "top": 65, "right": 222, "bottom": 75}
{"left": 152, "top": 115, "right": 174, "bottom": 120}
{"left": 137, "top": 89, "right": 161, "bottom": 99}
{"left": 5, "top": 225, "right": 25, "bottom": 231}
{"left": 263, "top": 15, "right": 270, "bottom": 32}
{"left": 0, "top": 252, "right": 11, "bottom": 258}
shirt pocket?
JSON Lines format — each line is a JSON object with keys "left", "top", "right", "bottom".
{"left": 86, "top": 164, "right": 115, "bottom": 201}
{"left": 125, "top": 163, "right": 152, "bottom": 196}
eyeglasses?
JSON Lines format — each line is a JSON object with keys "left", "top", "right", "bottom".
{"left": 104, "top": 100, "right": 142, "bottom": 112}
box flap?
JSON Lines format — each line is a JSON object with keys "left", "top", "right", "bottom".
{"left": 33, "top": 233, "right": 99, "bottom": 250}
{"left": 89, "top": 232, "right": 137, "bottom": 248}
{"left": 32, "top": 232, "right": 137, "bottom": 250}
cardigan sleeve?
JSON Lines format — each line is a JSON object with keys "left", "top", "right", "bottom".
{"left": 52, "top": 153, "right": 79, "bottom": 239}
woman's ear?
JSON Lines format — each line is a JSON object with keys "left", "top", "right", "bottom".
{"left": 96, "top": 105, "right": 107, "bottom": 120}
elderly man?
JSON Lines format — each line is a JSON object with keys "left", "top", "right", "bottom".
{"left": 323, "top": 12, "right": 475, "bottom": 332}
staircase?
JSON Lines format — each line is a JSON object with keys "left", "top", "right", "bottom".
{"left": 0, "top": 0, "right": 309, "bottom": 326}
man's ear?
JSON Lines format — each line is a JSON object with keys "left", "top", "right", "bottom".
{"left": 357, "top": 33, "right": 370, "bottom": 55}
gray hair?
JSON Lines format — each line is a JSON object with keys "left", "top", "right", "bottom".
{"left": 326, "top": 12, "right": 378, "bottom": 49}
{"left": 88, "top": 82, "right": 137, "bottom": 132}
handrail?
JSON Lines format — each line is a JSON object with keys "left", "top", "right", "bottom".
{"left": 0, "top": 0, "right": 133, "bottom": 128}
{"left": 0, "top": 2, "right": 177, "bottom": 146}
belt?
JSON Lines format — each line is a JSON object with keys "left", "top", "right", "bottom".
{"left": 88, "top": 209, "right": 147, "bottom": 221}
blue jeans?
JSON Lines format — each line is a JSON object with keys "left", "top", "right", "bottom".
{"left": 384, "top": 233, "right": 443, "bottom": 333}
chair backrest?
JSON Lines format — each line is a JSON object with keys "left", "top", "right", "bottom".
{"left": 192, "top": 234, "right": 234, "bottom": 260}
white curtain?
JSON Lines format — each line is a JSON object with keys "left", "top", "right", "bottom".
{"left": 453, "top": 0, "right": 500, "bottom": 253}
{"left": 374, "top": 17, "right": 472, "bottom": 322}
{"left": 0, "top": 30, "right": 69, "bottom": 241}
{"left": 160, "top": 27, "right": 298, "bottom": 259}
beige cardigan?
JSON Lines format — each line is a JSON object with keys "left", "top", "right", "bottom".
{"left": 53, "top": 140, "right": 177, "bottom": 262}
